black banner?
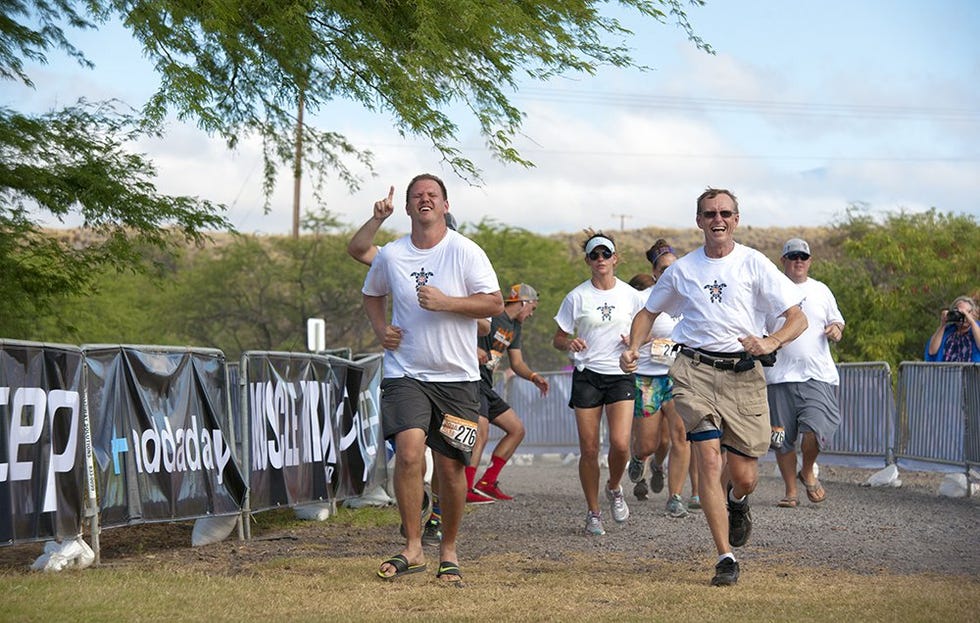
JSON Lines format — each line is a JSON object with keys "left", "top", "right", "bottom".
{"left": 0, "top": 341, "right": 86, "bottom": 544}
{"left": 85, "top": 347, "right": 246, "bottom": 526}
{"left": 244, "top": 352, "right": 386, "bottom": 511}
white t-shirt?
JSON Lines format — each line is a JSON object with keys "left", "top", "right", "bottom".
{"left": 645, "top": 243, "right": 802, "bottom": 353}
{"left": 764, "top": 277, "right": 845, "bottom": 385}
{"left": 362, "top": 230, "right": 499, "bottom": 382}
{"left": 554, "top": 278, "right": 645, "bottom": 374}
{"left": 636, "top": 286, "right": 679, "bottom": 377}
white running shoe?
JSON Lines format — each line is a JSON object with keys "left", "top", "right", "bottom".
{"left": 585, "top": 511, "right": 605, "bottom": 536}
{"left": 606, "top": 486, "right": 630, "bottom": 523}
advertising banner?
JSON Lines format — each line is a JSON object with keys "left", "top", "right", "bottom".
{"left": 245, "top": 352, "right": 345, "bottom": 511}
{"left": 0, "top": 340, "right": 86, "bottom": 544}
{"left": 85, "top": 346, "right": 246, "bottom": 527}
{"left": 244, "top": 352, "right": 385, "bottom": 511}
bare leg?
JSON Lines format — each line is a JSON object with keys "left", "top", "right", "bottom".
{"left": 799, "top": 431, "right": 820, "bottom": 483}
{"left": 664, "top": 401, "right": 690, "bottom": 497}
{"left": 574, "top": 406, "right": 603, "bottom": 512}
{"left": 776, "top": 447, "right": 799, "bottom": 500}
{"left": 487, "top": 409, "right": 525, "bottom": 461}
{"left": 694, "top": 438, "right": 730, "bottom": 556}
{"left": 434, "top": 450, "right": 467, "bottom": 581}
{"left": 605, "top": 400, "right": 633, "bottom": 490}
{"left": 379, "top": 428, "right": 427, "bottom": 577}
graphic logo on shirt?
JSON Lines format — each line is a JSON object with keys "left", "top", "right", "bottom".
{"left": 410, "top": 267, "right": 434, "bottom": 291}
{"left": 704, "top": 280, "right": 726, "bottom": 303}
{"left": 597, "top": 302, "right": 615, "bottom": 321}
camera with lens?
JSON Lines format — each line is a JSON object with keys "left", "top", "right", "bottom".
{"left": 946, "top": 308, "right": 965, "bottom": 324}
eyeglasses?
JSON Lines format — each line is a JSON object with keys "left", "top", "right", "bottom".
{"left": 699, "top": 210, "right": 736, "bottom": 219}
{"left": 588, "top": 249, "right": 613, "bottom": 261}
{"left": 785, "top": 252, "right": 811, "bottom": 261}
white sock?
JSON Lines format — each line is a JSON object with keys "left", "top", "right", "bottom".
{"left": 718, "top": 553, "right": 736, "bottom": 564}
{"left": 728, "top": 488, "right": 746, "bottom": 503}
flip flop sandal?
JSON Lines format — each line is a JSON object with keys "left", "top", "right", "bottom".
{"left": 436, "top": 561, "right": 465, "bottom": 587}
{"left": 777, "top": 497, "right": 799, "bottom": 508}
{"left": 377, "top": 554, "right": 426, "bottom": 580}
{"left": 798, "top": 471, "right": 827, "bottom": 503}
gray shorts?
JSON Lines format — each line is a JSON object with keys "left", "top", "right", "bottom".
{"left": 767, "top": 380, "right": 841, "bottom": 453}
{"left": 380, "top": 377, "right": 481, "bottom": 465}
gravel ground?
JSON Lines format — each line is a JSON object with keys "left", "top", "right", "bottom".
{"left": 1, "top": 459, "right": 976, "bottom": 578}
{"left": 455, "top": 459, "right": 979, "bottom": 576}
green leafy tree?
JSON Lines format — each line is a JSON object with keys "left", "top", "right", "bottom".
{"left": 815, "top": 206, "right": 980, "bottom": 370}
{"left": 465, "top": 219, "right": 584, "bottom": 371}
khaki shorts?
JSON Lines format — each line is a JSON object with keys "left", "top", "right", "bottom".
{"left": 668, "top": 354, "right": 770, "bottom": 457}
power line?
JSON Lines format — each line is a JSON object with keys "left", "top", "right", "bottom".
{"left": 516, "top": 87, "right": 980, "bottom": 122}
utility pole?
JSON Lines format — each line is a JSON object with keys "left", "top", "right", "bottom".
{"left": 291, "top": 93, "right": 305, "bottom": 239}
{"left": 611, "top": 213, "right": 632, "bottom": 231}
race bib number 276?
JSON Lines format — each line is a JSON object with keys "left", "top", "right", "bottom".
{"left": 439, "top": 414, "right": 477, "bottom": 452}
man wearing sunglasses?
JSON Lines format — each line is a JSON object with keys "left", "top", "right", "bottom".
{"left": 764, "top": 239, "right": 845, "bottom": 510}
{"left": 620, "top": 188, "right": 807, "bottom": 587}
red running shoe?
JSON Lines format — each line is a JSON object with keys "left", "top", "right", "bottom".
{"left": 475, "top": 480, "right": 514, "bottom": 501}
{"left": 465, "top": 488, "right": 496, "bottom": 505}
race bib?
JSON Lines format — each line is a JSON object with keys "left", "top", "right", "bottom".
{"left": 439, "top": 414, "right": 477, "bottom": 452}
{"left": 650, "top": 338, "right": 677, "bottom": 365}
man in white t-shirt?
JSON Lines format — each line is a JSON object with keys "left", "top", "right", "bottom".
{"left": 765, "top": 238, "right": 845, "bottom": 508}
{"left": 363, "top": 174, "right": 503, "bottom": 585}
{"left": 620, "top": 188, "right": 807, "bottom": 587}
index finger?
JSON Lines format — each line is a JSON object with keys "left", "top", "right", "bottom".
{"left": 387, "top": 185, "right": 395, "bottom": 204}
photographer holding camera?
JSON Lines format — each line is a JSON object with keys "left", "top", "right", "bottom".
{"left": 925, "top": 296, "right": 980, "bottom": 362}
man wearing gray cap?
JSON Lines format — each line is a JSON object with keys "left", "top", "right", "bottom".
{"left": 765, "top": 238, "right": 845, "bottom": 508}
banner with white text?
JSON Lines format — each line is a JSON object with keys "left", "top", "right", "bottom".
{"left": 85, "top": 346, "right": 247, "bottom": 526}
{"left": 243, "top": 352, "right": 383, "bottom": 511}
{"left": 0, "top": 340, "right": 86, "bottom": 544}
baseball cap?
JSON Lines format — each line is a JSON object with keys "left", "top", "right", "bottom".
{"left": 505, "top": 283, "right": 539, "bottom": 303}
{"left": 782, "top": 238, "right": 811, "bottom": 257}
{"left": 585, "top": 236, "right": 616, "bottom": 255}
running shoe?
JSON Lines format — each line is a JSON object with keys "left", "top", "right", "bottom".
{"left": 605, "top": 485, "right": 630, "bottom": 523}
{"left": 627, "top": 456, "right": 645, "bottom": 483}
{"left": 648, "top": 461, "right": 665, "bottom": 493}
{"left": 688, "top": 495, "right": 702, "bottom": 510}
{"left": 666, "top": 494, "right": 689, "bottom": 518}
{"left": 585, "top": 511, "right": 605, "bottom": 536}
{"left": 474, "top": 479, "right": 514, "bottom": 501}
{"left": 422, "top": 517, "right": 443, "bottom": 545}
{"left": 466, "top": 489, "right": 496, "bottom": 505}
{"left": 727, "top": 483, "right": 752, "bottom": 547}
{"left": 633, "top": 479, "right": 649, "bottom": 500}
{"left": 710, "top": 557, "right": 740, "bottom": 586}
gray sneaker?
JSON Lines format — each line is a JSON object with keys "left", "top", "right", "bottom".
{"left": 585, "top": 511, "right": 605, "bottom": 536}
{"left": 606, "top": 486, "right": 630, "bottom": 523}
{"left": 688, "top": 495, "right": 702, "bottom": 511}
{"left": 665, "top": 494, "right": 689, "bottom": 518}
{"left": 648, "top": 461, "right": 665, "bottom": 493}
{"left": 633, "top": 479, "right": 649, "bottom": 500}
{"left": 627, "top": 456, "right": 645, "bottom": 483}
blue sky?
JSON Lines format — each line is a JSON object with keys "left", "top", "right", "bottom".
{"left": 11, "top": 0, "right": 980, "bottom": 236}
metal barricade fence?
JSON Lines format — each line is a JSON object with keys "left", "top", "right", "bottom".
{"left": 827, "top": 362, "right": 895, "bottom": 461}
{"left": 897, "top": 362, "right": 979, "bottom": 469}
{"left": 489, "top": 362, "right": 978, "bottom": 474}
{"left": 491, "top": 370, "right": 583, "bottom": 456}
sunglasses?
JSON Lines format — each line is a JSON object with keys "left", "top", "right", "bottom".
{"left": 588, "top": 249, "right": 613, "bottom": 261}
{"left": 699, "top": 210, "right": 736, "bottom": 219}
{"left": 785, "top": 252, "right": 811, "bottom": 261}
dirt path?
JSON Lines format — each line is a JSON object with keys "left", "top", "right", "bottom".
{"left": 2, "top": 462, "right": 977, "bottom": 577}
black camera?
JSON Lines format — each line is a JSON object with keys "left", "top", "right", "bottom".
{"left": 947, "top": 309, "right": 965, "bottom": 323}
